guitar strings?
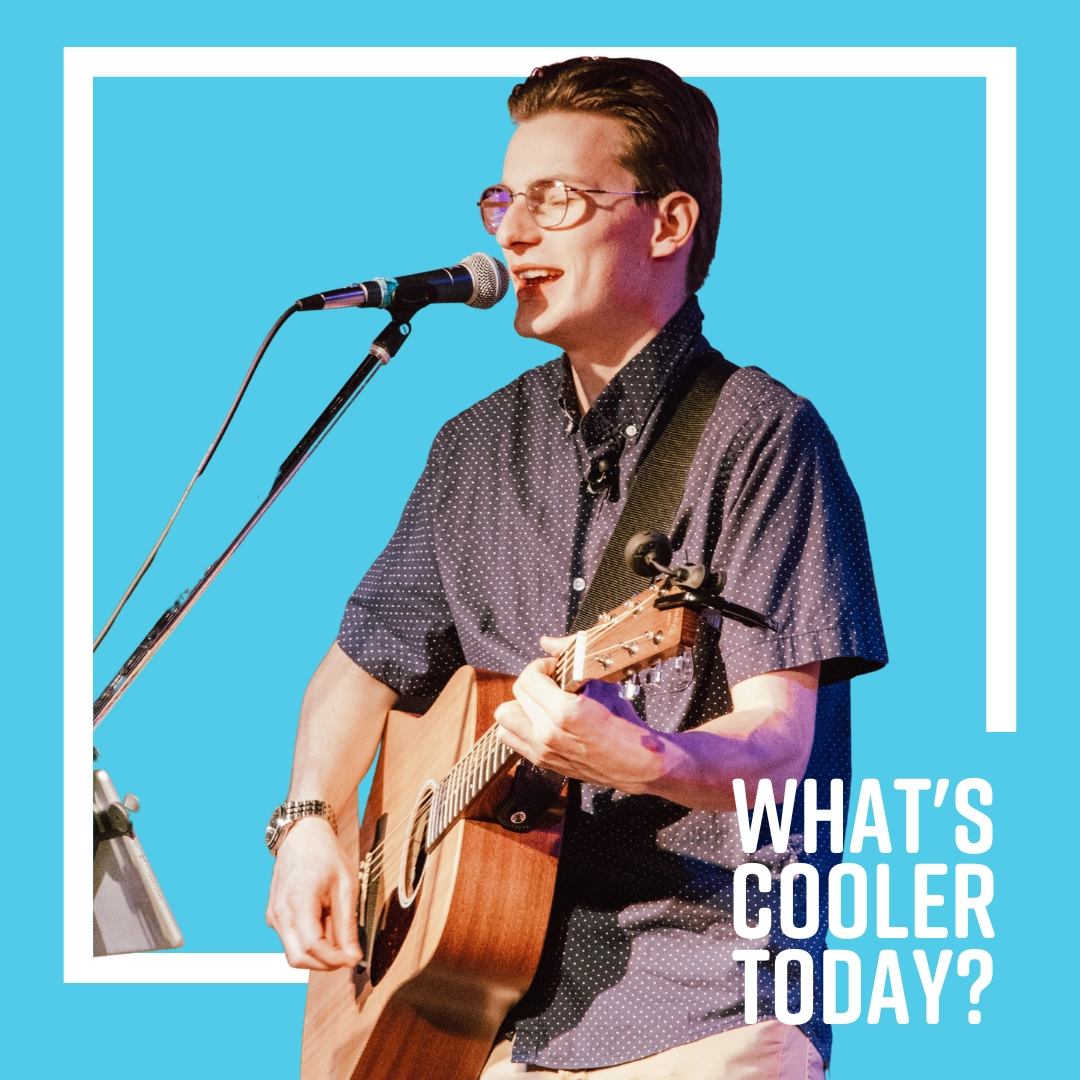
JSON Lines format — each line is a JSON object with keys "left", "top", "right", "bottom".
{"left": 361, "top": 725, "right": 497, "bottom": 876}
{"left": 361, "top": 723, "right": 507, "bottom": 879}
{"left": 563, "top": 629, "right": 668, "bottom": 683}
{"left": 360, "top": 789, "right": 436, "bottom": 883}
{"left": 361, "top": 593, "right": 661, "bottom": 881}
{"left": 553, "top": 595, "right": 655, "bottom": 686}
{"left": 361, "top": 741, "right": 501, "bottom": 882}
{"left": 363, "top": 716, "right": 511, "bottom": 867}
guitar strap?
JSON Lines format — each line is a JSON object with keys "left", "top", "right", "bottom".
{"left": 494, "top": 345, "right": 738, "bottom": 833}
{"left": 569, "top": 344, "right": 738, "bottom": 634}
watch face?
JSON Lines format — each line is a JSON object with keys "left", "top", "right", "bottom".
{"left": 265, "top": 803, "right": 331, "bottom": 853}
{"left": 265, "top": 811, "right": 285, "bottom": 850}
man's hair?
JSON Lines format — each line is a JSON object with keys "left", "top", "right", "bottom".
{"left": 508, "top": 56, "right": 721, "bottom": 294}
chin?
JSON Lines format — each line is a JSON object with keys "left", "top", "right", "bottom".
{"left": 513, "top": 302, "right": 560, "bottom": 344}
{"left": 514, "top": 298, "right": 590, "bottom": 350}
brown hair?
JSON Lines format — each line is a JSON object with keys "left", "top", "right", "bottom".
{"left": 508, "top": 56, "right": 721, "bottom": 294}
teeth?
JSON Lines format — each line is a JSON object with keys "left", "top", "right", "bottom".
{"left": 519, "top": 269, "right": 560, "bottom": 281}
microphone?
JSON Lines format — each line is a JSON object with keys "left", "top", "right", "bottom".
{"left": 296, "top": 252, "right": 509, "bottom": 313}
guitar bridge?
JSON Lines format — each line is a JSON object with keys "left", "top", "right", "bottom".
{"left": 357, "top": 812, "right": 388, "bottom": 968}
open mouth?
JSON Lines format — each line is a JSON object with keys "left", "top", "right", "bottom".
{"left": 515, "top": 268, "right": 563, "bottom": 288}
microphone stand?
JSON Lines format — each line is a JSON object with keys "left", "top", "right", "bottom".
{"left": 93, "top": 297, "right": 428, "bottom": 729}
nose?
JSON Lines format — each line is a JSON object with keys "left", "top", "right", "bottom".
{"left": 495, "top": 191, "right": 542, "bottom": 250}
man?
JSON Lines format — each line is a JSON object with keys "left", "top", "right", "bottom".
{"left": 266, "top": 57, "right": 886, "bottom": 1079}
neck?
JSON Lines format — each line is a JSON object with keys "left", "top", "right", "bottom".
{"left": 565, "top": 292, "right": 689, "bottom": 412}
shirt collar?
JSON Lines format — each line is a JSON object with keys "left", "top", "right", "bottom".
{"left": 557, "top": 295, "right": 707, "bottom": 447}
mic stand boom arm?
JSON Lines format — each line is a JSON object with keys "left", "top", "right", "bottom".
{"left": 93, "top": 302, "right": 425, "bottom": 729}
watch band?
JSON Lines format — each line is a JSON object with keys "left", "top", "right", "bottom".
{"left": 265, "top": 799, "right": 338, "bottom": 855}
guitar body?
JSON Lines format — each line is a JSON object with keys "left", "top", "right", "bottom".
{"left": 299, "top": 581, "right": 706, "bottom": 1079}
{"left": 301, "top": 667, "right": 564, "bottom": 1080}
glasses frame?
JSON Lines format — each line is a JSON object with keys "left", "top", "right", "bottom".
{"left": 478, "top": 178, "right": 653, "bottom": 234}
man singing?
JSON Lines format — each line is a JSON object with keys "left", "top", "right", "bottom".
{"left": 266, "top": 57, "right": 886, "bottom": 1079}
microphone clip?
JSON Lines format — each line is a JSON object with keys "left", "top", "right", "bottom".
{"left": 584, "top": 455, "right": 619, "bottom": 497}
{"left": 368, "top": 293, "right": 431, "bottom": 365}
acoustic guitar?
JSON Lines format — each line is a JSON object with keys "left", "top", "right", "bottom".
{"left": 300, "top": 533, "right": 773, "bottom": 1080}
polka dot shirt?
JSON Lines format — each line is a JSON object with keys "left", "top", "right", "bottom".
{"left": 338, "top": 296, "right": 887, "bottom": 1070}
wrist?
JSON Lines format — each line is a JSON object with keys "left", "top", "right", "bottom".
{"left": 274, "top": 814, "right": 336, "bottom": 856}
{"left": 631, "top": 728, "right": 692, "bottom": 795}
{"left": 265, "top": 798, "right": 338, "bottom": 856}
{"left": 612, "top": 720, "right": 672, "bottom": 794}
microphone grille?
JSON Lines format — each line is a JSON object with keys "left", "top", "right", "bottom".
{"left": 460, "top": 252, "right": 510, "bottom": 309}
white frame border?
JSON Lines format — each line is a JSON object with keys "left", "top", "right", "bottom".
{"left": 65, "top": 46, "right": 1016, "bottom": 984}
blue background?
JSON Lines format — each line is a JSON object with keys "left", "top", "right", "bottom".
{"left": 2, "top": 5, "right": 1076, "bottom": 1078}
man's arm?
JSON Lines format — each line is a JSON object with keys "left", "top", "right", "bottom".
{"left": 494, "top": 637, "right": 818, "bottom": 812}
{"left": 265, "top": 642, "right": 397, "bottom": 970}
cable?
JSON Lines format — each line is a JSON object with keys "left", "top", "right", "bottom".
{"left": 93, "top": 303, "right": 300, "bottom": 652}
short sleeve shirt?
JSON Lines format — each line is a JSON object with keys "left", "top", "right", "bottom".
{"left": 338, "top": 296, "right": 887, "bottom": 1069}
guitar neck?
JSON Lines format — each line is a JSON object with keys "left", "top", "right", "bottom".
{"left": 427, "top": 724, "right": 517, "bottom": 844}
{"left": 427, "top": 584, "right": 697, "bottom": 846}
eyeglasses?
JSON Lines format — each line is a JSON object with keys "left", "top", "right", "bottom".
{"left": 478, "top": 179, "right": 652, "bottom": 234}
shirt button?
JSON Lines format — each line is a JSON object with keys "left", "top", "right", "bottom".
{"left": 625, "top": 424, "right": 638, "bottom": 437}
{"left": 573, "top": 577, "right": 586, "bottom": 592}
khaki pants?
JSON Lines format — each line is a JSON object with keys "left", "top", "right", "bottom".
{"left": 480, "top": 1022, "right": 825, "bottom": 1080}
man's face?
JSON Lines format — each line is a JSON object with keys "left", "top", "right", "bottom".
{"left": 496, "top": 111, "right": 666, "bottom": 353}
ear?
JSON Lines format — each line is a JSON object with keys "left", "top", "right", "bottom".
{"left": 649, "top": 190, "right": 699, "bottom": 259}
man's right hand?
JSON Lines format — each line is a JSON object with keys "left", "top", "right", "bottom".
{"left": 264, "top": 643, "right": 395, "bottom": 969}
{"left": 266, "top": 815, "right": 365, "bottom": 970}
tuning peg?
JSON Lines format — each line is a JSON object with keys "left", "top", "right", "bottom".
{"left": 662, "top": 649, "right": 695, "bottom": 693}
{"left": 643, "top": 664, "right": 663, "bottom": 686}
{"left": 619, "top": 673, "right": 642, "bottom": 700}
{"left": 123, "top": 793, "right": 141, "bottom": 813}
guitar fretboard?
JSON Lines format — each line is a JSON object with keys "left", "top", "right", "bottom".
{"left": 425, "top": 624, "right": 634, "bottom": 845}
{"left": 427, "top": 724, "right": 515, "bottom": 842}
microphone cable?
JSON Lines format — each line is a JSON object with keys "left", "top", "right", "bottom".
{"left": 93, "top": 302, "right": 300, "bottom": 651}
{"left": 92, "top": 252, "right": 507, "bottom": 654}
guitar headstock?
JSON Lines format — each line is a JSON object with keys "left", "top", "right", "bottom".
{"left": 552, "top": 531, "right": 777, "bottom": 696}
{"left": 555, "top": 582, "right": 699, "bottom": 693}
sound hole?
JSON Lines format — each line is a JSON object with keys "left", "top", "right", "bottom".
{"left": 369, "top": 888, "right": 418, "bottom": 986}
{"left": 399, "top": 781, "right": 435, "bottom": 909}
{"left": 367, "top": 783, "right": 434, "bottom": 987}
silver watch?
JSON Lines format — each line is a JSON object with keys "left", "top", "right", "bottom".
{"left": 265, "top": 799, "right": 338, "bottom": 856}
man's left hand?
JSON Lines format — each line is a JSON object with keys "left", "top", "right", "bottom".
{"left": 494, "top": 637, "right": 820, "bottom": 812}
{"left": 493, "top": 635, "right": 669, "bottom": 792}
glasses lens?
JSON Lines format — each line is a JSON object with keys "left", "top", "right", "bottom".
{"left": 479, "top": 186, "right": 511, "bottom": 234}
{"left": 527, "top": 179, "right": 568, "bottom": 227}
